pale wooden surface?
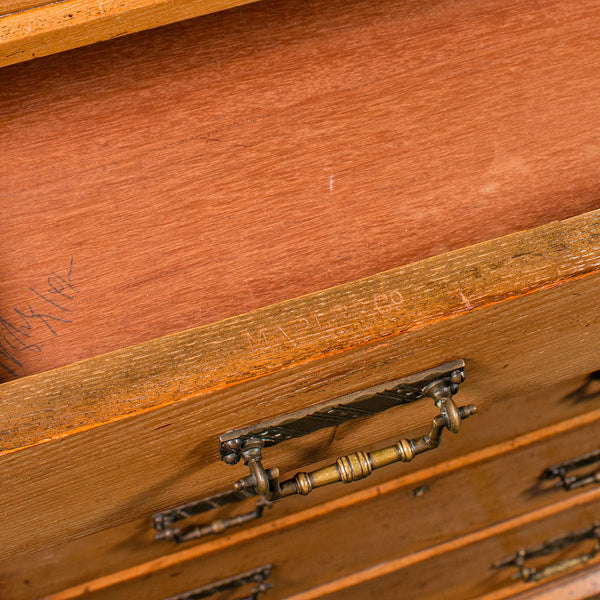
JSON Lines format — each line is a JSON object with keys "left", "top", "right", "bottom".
{"left": 0, "top": 0, "right": 599, "bottom": 380}
{"left": 5, "top": 404, "right": 600, "bottom": 599}
{"left": 0, "top": 0, "right": 258, "bottom": 66}
{"left": 43, "top": 486, "right": 600, "bottom": 600}
{"left": 0, "top": 0, "right": 47, "bottom": 14}
{"left": 1, "top": 213, "right": 600, "bottom": 571}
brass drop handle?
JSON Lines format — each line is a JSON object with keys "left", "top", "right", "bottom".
{"left": 541, "top": 448, "right": 600, "bottom": 492}
{"left": 154, "top": 498, "right": 271, "bottom": 544}
{"left": 493, "top": 522, "right": 600, "bottom": 582}
{"left": 162, "top": 564, "right": 272, "bottom": 600}
{"left": 153, "top": 361, "right": 476, "bottom": 544}
{"left": 234, "top": 402, "right": 477, "bottom": 501}
{"left": 221, "top": 361, "right": 473, "bottom": 501}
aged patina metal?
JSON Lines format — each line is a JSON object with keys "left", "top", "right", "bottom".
{"left": 541, "top": 448, "right": 600, "bottom": 491}
{"left": 220, "top": 360, "right": 466, "bottom": 461}
{"left": 153, "top": 360, "right": 476, "bottom": 544}
{"left": 162, "top": 564, "right": 272, "bottom": 600}
{"left": 153, "top": 495, "right": 271, "bottom": 544}
{"left": 231, "top": 403, "right": 476, "bottom": 501}
{"left": 493, "top": 522, "right": 600, "bottom": 582}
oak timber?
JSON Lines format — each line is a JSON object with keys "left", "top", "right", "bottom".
{"left": 1, "top": 211, "right": 600, "bottom": 455}
{"left": 1, "top": 212, "right": 600, "bottom": 567}
{"left": 1, "top": 0, "right": 600, "bottom": 379}
{"left": 284, "top": 492, "right": 600, "bottom": 600}
{"left": 42, "top": 483, "right": 600, "bottom": 599}
{"left": 5, "top": 401, "right": 600, "bottom": 599}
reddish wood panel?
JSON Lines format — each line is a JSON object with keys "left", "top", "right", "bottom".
{"left": 1, "top": 0, "right": 599, "bottom": 381}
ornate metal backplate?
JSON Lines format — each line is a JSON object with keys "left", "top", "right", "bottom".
{"left": 220, "top": 359, "right": 465, "bottom": 461}
{"left": 152, "top": 487, "right": 257, "bottom": 535}
{"left": 541, "top": 448, "right": 600, "bottom": 491}
{"left": 162, "top": 565, "right": 272, "bottom": 600}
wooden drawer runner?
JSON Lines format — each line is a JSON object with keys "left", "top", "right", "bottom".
{"left": 16, "top": 402, "right": 600, "bottom": 600}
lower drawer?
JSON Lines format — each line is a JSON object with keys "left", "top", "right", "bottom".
{"left": 34, "top": 403, "right": 600, "bottom": 600}
{"left": 295, "top": 492, "right": 600, "bottom": 600}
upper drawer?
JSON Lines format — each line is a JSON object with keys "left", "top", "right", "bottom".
{"left": 0, "top": 211, "right": 599, "bottom": 595}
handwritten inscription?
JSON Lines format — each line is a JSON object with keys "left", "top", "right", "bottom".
{"left": 0, "top": 257, "right": 78, "bottom": 377}
{"left": 243, "top": 288, "right": 403, "bottom": 351}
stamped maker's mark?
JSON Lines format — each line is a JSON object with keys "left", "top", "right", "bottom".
{"left": 0, "top": 256, "right": 78, "bottom": 377}
{"left": 242, "top": 288, "right": 403, "bottom": 352}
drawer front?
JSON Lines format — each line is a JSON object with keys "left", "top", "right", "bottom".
{"left": 26, "top": 403, "right": 600, "bottom": 600}
{"left": 2, "top": 255, "right": 600, "bottom": 569}
{"left": 292, "top": 494, "right": 600, "bottom": 600}
{"left": 2, "top": 373, "right": 599, "bottom": 598}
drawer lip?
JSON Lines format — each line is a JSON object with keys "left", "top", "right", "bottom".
{"left": 0, "top": 0, "right": 259, "bottom": 69}
{"left": 1, "top": 209, "right": 599, "bottom": 457}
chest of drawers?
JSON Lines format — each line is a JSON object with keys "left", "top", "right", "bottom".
{"left": 1, "top": 0, "right": 600, "bottom": 598}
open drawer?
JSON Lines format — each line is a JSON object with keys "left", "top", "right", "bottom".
{"left": 1, "top": 0, "right": 600, "bottom": 598}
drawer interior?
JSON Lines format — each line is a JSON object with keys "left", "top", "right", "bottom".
{"left": 1, "top": 0, "right": 599, "bottom": 380}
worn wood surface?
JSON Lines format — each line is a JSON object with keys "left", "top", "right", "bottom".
{"left": 1, "top": 244, "right": 600, "bottom": 568}
{"left": 5, "top": 403, "right": 600, "bottom": 599}
{"left": 0, "top": 0, "right": 48, "bottom": 15}
{"left": 0, "top": 0, "right": 259, "bottom": 66}
{"left": 1, "top": 211, "right": 599, "bottom": 457}
{"left": 40, "top": 484, "right": 600, "bottom": 600}
{"left": 284, "top": 492, "right": 600, "bottom": 600}
{"left": 0, "top": 0, "right": 599, "bottom": 380}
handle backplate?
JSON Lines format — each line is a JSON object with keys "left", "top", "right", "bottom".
{"left": 541, "top": 448, "right": 600, "bottom": 492}
{"left": 220, "top": 359, "right": 465, "bottom": 462}
{"left": 162, "top": 564, "right": 272, "bottom": 600}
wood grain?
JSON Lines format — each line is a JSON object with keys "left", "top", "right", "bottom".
{"left": 1, "top": 225, "right": 600, "bottom": 566}
{"left": 1, "top": 211, "right": 599, "bottom": 456}
{"left": 0, "top": 0, "right": 48, "bottom": 15}
{"left": 4, "top": 403, "right": 600, "bottom": 599}
{"left": 0, "top": 0, "right": 599, "bottom": 380}
{"left": 0, "top": 0, "right": 259, "bottom": 66}
{"left": 284, "top": 492, "right": 600, "bottom": 600}
{"left": 41, "top": 484, "right": 600, "bottom": 600}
